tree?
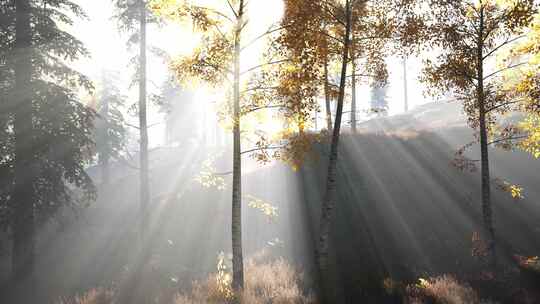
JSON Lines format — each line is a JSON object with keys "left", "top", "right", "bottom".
{"left": 349, "top": 7, "right": 388, "bottom": 131}
{"left": 279, "top": 1, "right": 417, "bottom": 301}
{"left": 318, "top": 3, "right": 353, "bottom": 298}
{"left": 0, "top": 0, "right": 96, "bottom": 289}
{"left": 91, "top": 70, "right": 128, "bottom": 186}
{"left": 370, "top": 82, "right": 389, "bottom": 116}
{"left": 500, "top": 11, "right": 540, "bottom": 160}
{"left": 150, "top": 0, "right": 298, "bottom": 292}
{"left": 403, "top": 57, "right": 409, "bottom": 112}
{"left": 279, "top": 0, "right": 357, "bottom": 300}
{"left": 421, "top": 0, "right": 536, "bottom": 269}
{"left": 112, "top": 0, "right": 154, "bottom": 239}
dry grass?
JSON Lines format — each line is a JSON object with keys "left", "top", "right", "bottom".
{"left": 405, "top": 275, "right": 481, "bottom": 304}
{"left": 57, "top": 256, "right": 315, "bottom": 304}
{"left": 57, "top": 288, "right": 115, "bottom": 304}
{"left": 174, "top": 257, "right": 316, "bottom": 304}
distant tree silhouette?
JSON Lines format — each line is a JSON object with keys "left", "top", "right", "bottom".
{"left": 370, "top": 83, "right": 389, "bottom": 116}
{"left": 92, "top": 70, "right": 127, "bottom": 186}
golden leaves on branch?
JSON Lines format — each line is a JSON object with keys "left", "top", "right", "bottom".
{"left": 494, "top": 178, "right": 524, "bottom": 199}
{"left": 150, "top": 0, "right": 224, "bottom": 31}
{"left": 246, "top": 194, "right": 279, "bottom": 222}
{"left": 194, "top": 152, "right": 227, "bottom": 190}
{"left": 518, "top": 113, "right": 540, "bottom": 158}
{"left": 169, "top": 34, "right": 233, "bottom": 87}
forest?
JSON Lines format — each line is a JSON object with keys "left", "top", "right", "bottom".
{"left": 1, "top": 0, "right": 540, "bottom": 303}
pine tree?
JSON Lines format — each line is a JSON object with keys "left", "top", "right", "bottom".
{"left": 112, "top": 0, "right": 155, "bottom": 239}
{"left": 92, "top": 70, "right": 127, "bottom": 186}
{"left": 0, "top": 0, "right": 96, "bottom": 289}
{"left": 370, "top": 83, "right": 389, "bottom": 116}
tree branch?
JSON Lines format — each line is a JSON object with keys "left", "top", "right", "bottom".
{"left": 483, "top": 62, "right": 527, "bottom": 80}
{"left": 483, "top": 35, "right": 525, "bottom": 60}
{"left": 486, "top": 100, "right": 520, "bottom": 113}
{"left": 240, "top": 59, "right": 291, "bottom": 75}
{"left": 241, "top": 24, "right": 291, "bottom": 52}
{"left": 487, "top": 135, "right": 527, "bottom": 146}
{"left": 241, "top": 145, "right": 283, "bottom": 155}
{"left": 226, "top": 0, "right": 238, "bottom": 18}
{"left": 241, "top": 104, "right": 285, "bottom": 115}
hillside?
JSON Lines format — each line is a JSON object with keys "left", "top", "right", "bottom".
{"left": 300, "top": 102, "right": 540, "bottom": 302}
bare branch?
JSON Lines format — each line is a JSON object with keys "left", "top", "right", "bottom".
{"left": 241, "top": 104, "right": 285, "bottom": 115}
{"left": 226, "top": 0, "right": 238, "bottom": 18}
{"left": 241, "top": 86, "right": 280, "bottom": 94}
{"left": 191, "top": 5, "right": 234, "bottom": 23}
{"left": 241, "top": 24, "right": 291, "bottom": 52}
{"left": 487, "top": 135, "right": 527, "bottom": 146}
{"left": 240, "top": 59, "right": 291, "bottom": 75}
{"left": 214, "top": 171, "right": 233, "bottom": 176}
{"left": 483, "top": 62, "right": 527, "bottom": 80}
{"left": 483, "top": 35, "right": 525, "bottom": 60}
{"left": 241, "top": 145, "right": 283, "bottom": 155}
{"left": 485, "top": 99, "right": 520, "bottom": 113}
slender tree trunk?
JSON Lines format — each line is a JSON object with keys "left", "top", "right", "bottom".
{"left": 477, "top": 8, "right": 496, "bottom": 269}
{"left": 403, "top": 57, "right": 408, "bottom": 112}
{"left": 324, "top": 57, "right": 333, "bottom": 132}
{"left": 12, "top": 0, "right": 35, "bottom": 285}
{"left": 317, "top": 1, "right": 352, "bottom": 302}
{"left": 139, "top": 0, "right": 149, "bottom": 239}
{"left": 351, "top": 59, "right": 357, "bottom": 133}
{"left": 232, "top": 0, "right": 245, "bottom": 293}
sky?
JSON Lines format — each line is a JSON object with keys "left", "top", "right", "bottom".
{"left": 70, "top": 0, "right": 433, "bottom": 146}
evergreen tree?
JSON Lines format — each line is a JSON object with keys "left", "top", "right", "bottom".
{"left": 112, "top": 0, "right": 155, "bottom": 239}
{"left": 92, "top": 70, "right": 127, "bottom": 186}
{"left": 370, "top": 83, "right": 389, "bottom": 116}
{"left": 0, "top": 0, "right": 96, "bottom": 286}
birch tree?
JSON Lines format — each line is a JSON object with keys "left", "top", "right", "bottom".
{"left": 150, "top": 0, "right": 302, "bottom": 293}
{"left": 279, "top": 1, "right": 419, "bottom": 301}
{"left": 421, "top": 0, "right": 536, "bottom": 269}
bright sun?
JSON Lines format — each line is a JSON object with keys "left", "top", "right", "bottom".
{"left": 155, "top": 1, "right": 287, "bottom": 139}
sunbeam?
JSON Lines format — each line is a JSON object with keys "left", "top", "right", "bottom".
{"left": 2, "top": 1, "right": 540, "bottom": 304}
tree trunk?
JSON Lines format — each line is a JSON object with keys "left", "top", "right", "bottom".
{"left": 12, "top": 0, "right": 36, "bottom": 286}
{"left": 403, "top": 58, "right": 408, "bottom": 112}
{"left": 477, "top": 8, "right": 496, "bottom": 269}
{"left": 139, "top": 0, "right": 149, "bottom": 239}
{"left": 232, "top": 0, "right": 245, "bottom": 293}
{"left": 351, "top": 59, "right": 357, "bottom": 133}
{"left": 324, "top": 57, "right": 333, "bottom": 133}
{"left": 317, "top": 1, "right": 352, "bottom": 302}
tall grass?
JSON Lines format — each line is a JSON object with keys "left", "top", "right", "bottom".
{"left": 174, "top": 257, "right": 316, "bottom": 304}
{"left": 404, "top": 275, "right": 498, "bottom": 304}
